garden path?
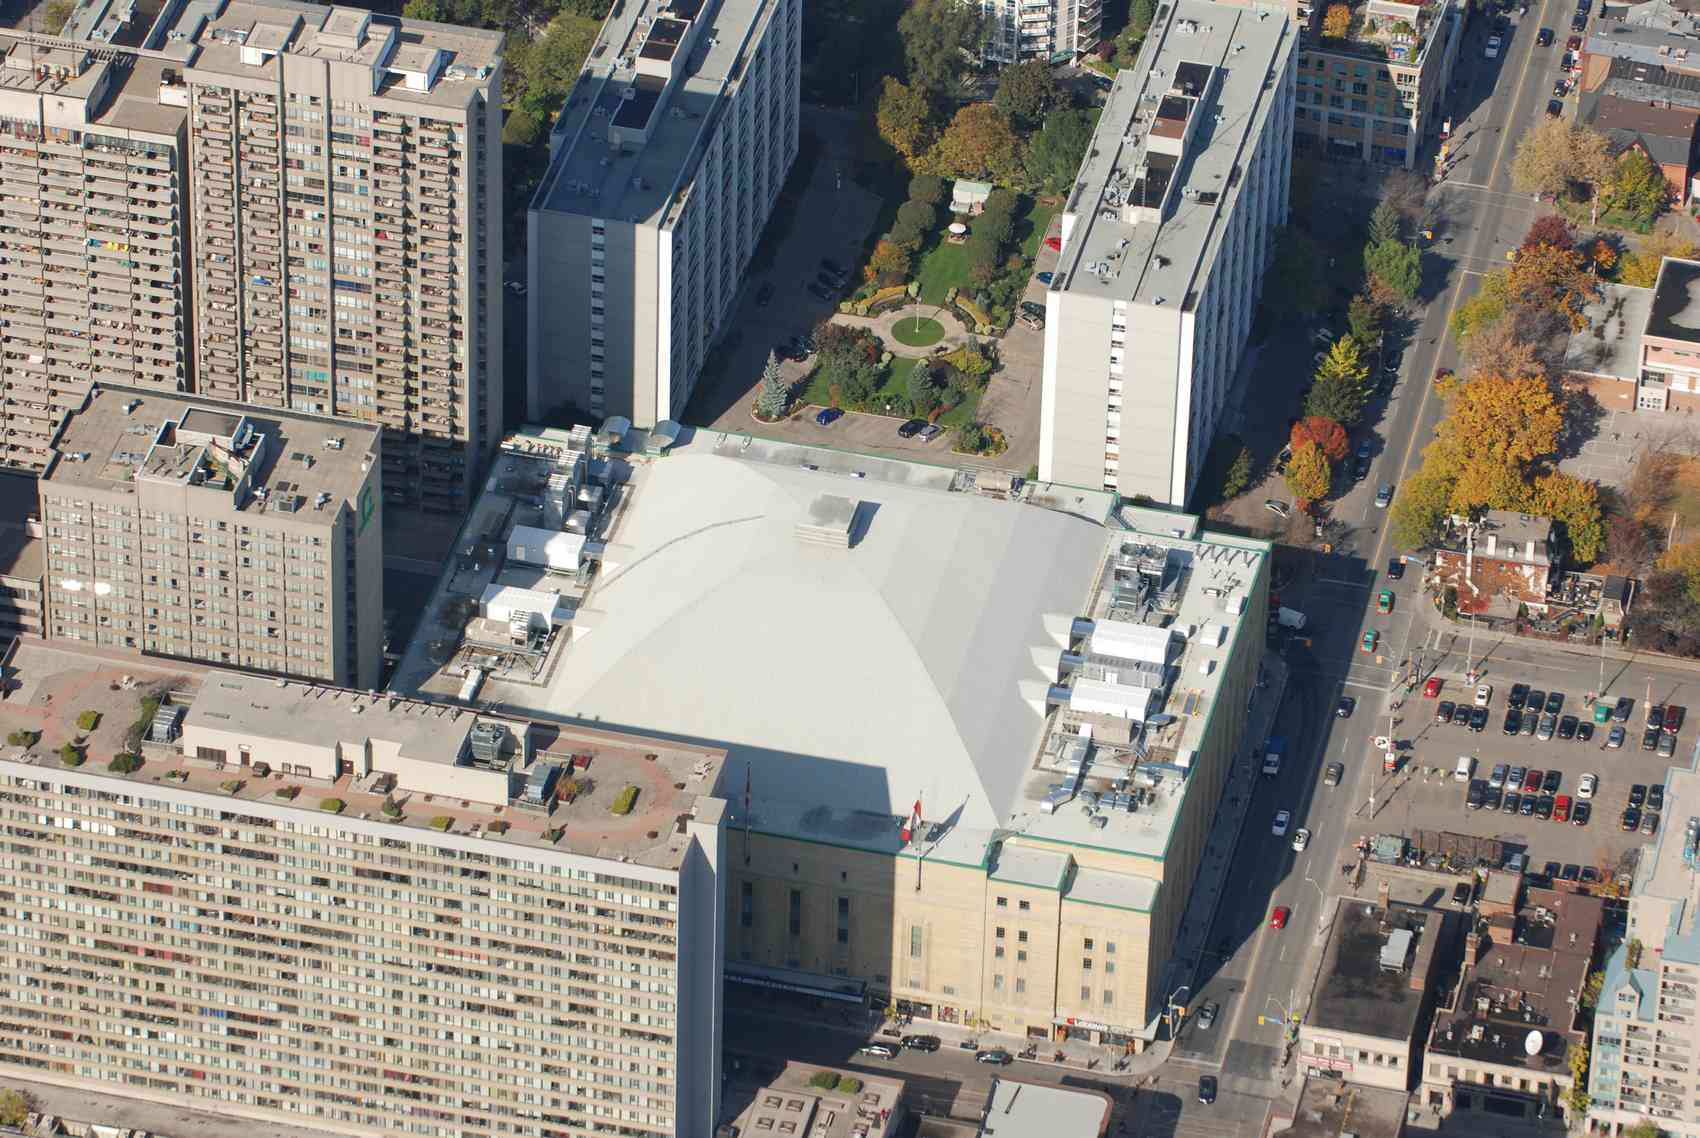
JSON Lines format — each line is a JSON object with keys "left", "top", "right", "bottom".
{"left": 831, "top": 303, "right": 976, "bottom": 357}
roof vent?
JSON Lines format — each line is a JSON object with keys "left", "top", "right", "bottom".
{"left": 795, "top": 494, "right": 859, "bottom": 549}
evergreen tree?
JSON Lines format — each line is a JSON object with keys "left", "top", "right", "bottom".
{"left": 755, "top": 352, "right": 790, "bottom": 419}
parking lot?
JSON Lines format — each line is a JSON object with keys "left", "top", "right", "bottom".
{"left": 1368, "top": 666, "right": 1692, "bottom": 882}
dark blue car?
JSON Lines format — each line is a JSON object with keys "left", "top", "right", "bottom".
{"left": 816, "top": 407, "right": 844, "bottom": 426}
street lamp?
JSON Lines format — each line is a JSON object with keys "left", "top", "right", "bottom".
{"left": 1164, "top": 985, "right": 1190, "bottom": 1039}
{"left": 1304, "top": 876, "right": 1332, "bottom": 933}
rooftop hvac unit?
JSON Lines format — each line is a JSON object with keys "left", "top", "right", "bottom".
{"left": 468, "top": 721, "right": 506, "bottom": 766}
{"left": 519, "top": 761, "right": 561, "bottom": 809}
{"left": 149, "top": 703, "right": 183, "bottom": 744}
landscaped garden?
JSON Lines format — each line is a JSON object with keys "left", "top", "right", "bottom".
{"left": 801, "top": 324, "right": 996, "bottom": 425}
{"left": 889, "top": 315, "right": 945, "bottom": 347}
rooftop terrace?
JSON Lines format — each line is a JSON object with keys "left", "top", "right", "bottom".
{"left": 1311, "top": 0, "right": 1445, "bottom": 64}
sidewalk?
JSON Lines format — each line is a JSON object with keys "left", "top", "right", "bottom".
{"left": 1153, "top": 652, "right": 1292, "bottom": 1039}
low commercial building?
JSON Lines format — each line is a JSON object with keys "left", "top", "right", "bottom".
{"left": 38, "top": 387, "right": 384, "bottom": 688}
{"left": 1582, "top": 93, "right": 1699, "bottom": 205}
{"left": 527, "top": 0, "right": 800, "bottom": 427}
{"left": 392, "top": 433, "right": 1272, "bottom": 1049}
{"left": 1292, "top": 0, "right": 1462, "bottom": 168}
{"left": 1040, "top": 0, "right": 1296, "bottom": 503}
{"left": 981, "top": 1078, "right": 1113, "bottom": 1138}
{"left": 1274, "top": 1077, "right": 1410, "bottom": 1138}
{"left": 1428, "top": 510, "right": 1556, "bottom": 621}
{"left": 1566, "top": 257, "right": 1700, "bottom": 413}
{"left": 1585, "top": 749, "right": 1700, "bottom": 1138}
{"left": 1299, "top": 899, "right": 1448, "bottom": 1091}
{"left": 0, "top": 668, "right": 729, "bottom": 1138}
{"left": 1422, "top": 887, "right": 1604, "bottom": 1125}
{"left": 730, "top": 1062, "right": 904, "bottom": 1138}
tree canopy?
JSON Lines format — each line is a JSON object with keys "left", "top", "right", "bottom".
{"left": 1025, "top": 108, "right": 1097, "bottom": 193}
{"left": 1510, "top": 119, "right": 1613, "bottom": 201}
{"left": 897, "top": 0, "right": 983, "bottom": 96}
{"left": 1304, "top": 336, "right": 1372, "bottom": 428}
{"left": 929, "top": 103, "right": 1024, "bottom": 184}
{"left": 1262, "top": 228, "right": 1328, "bottom": 322}
{"left": 1284, "top": 441, "right": 1332, "bottom": 504}
{"left": 993, "top": 60, "right": 1060, "bottom": 130}
{"left": 876, "top": 78, "right": 938, "bottom": 163}
{"left": 1365, "top": 238, "right": 1421, "bottom": 304}
{"left": 1620, "top": 228, "right": 1699, "bottom": 287}
{"left": 1291, "top": 416, "right": 1349, "bottom": 463}
{"left": 1606, "top": 146, "right": 1670, "bottom": 225}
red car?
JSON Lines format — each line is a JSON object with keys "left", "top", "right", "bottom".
{"left": 1523, "top": 768, "right": 1543, "bottom": 793}
{"left": 1424, "top": 677, "right": 1443, "bottom": 698}
{"left": 1269, "top": 905, "right": 1291, "bottom": 930}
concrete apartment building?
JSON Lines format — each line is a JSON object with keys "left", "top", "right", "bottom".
{"left": 38, "top": 386, "right": 383, "bottom": 688}
{"left": 1291, "top": 0, "right": 1460, "bottom": 168}
{"left": 0, "top": 669, "right": 729, "bottom": 1138}
{"left": 1586, "top": 751, "right": 1700, "bottom": 1138}
{"left": 182, "top": 1, "right": 505, "bottom": 514}
{"left": 0, "top": 34, "right": 191, "bottom": 471}
{"left": 393, "top": 434, "right": 1271, "bottom": 1050}
{"left": 1421, "top": 886, "right": 1604, "bottom": 1125}
{"left": 0, "top": 473, "right": 44, "bottom": 639}
{"left": 1299, "top": 898, "right": 1449, "bottom": 1091}
{"left": 971, "top": 0, "right": 1103, "bottom": 65}
{"left": 527, "top": 0, "right": 800, "bottom": 427}
{"left": 1038, "top": 0, "right": 1295, "bottom": 503}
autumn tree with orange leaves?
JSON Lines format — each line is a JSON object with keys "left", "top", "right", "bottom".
{"left": 1290, "top": 416, "right": 1349, "bottom": 463}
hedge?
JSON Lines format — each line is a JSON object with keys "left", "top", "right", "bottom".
{"left": 611, "top": 785, "right": 640, "bottom": 815}
{"left": 319, "top": 798, "right": 345, "bottom": 814}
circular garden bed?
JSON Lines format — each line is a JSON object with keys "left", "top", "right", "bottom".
{"left": 890, "top": 316, "right": 946, "bottom": 348}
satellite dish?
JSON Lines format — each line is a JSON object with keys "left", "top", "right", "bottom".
{"left": 1524, "top": 1030, "right": 1544, "bottom": 1056}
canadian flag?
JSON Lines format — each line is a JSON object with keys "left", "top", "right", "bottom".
{"left": 900, "top": 799, "right": 922, "bottom": 844}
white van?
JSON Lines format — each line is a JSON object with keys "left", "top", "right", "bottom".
{"left": 1454, "top": 755, "right": 1475, "bottom": 782}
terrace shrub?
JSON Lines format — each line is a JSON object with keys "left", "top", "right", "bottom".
{"left": 611, "top": 785, "right": 640, "bottom": 815}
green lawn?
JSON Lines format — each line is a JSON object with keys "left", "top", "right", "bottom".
{"left": 915, "top": 239, "right": 971, "bottom": 306}
{"left": 1020, "top": 200, "right": 1059, "bottom": 260}
{"left": 890, "top": 316, "right": 946, "bottom": 347}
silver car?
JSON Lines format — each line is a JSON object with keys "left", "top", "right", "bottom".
{"left": 1374, "top": 483, "right": 1394, "bottom": 508}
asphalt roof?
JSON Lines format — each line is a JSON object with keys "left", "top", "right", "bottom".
{"left": 1306, "top": 900, "right": 1444, "bottom": 1041}
{"left": 1647, "top": 256, "right": 1700, "bottom": 341}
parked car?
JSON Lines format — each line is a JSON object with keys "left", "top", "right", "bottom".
{"left": 1649, "top": 784, "right": 1665, "bottom": 811}
{"left": 1643, "top": 728, "right": 1662, "bottom": 751}
{"left": 1546, "top": 99, "right": 1564, "bottom": 117}
{"left": 1606, "top": 725, "right": 1626, "bottom": 749}
{"left": 1522, "top": 769, "right": 1543, "bottom": 793}
{"left": 1558, "top": 715, "right": 1578, "bottom": 740}
{"left": 1577, "top": 772, "right": 1597, "bottom": 799}
{"left": 815, "top": 407, "right": 844, "bottom": 427}
{"left": 897, "top": 419, "right": 927, "bottom": 439}
{"left": 1658, "top": 732, "right": 1676, "bottom": 758}
{"left": 1466, "top": 780, "right": 1487, "bottom": 809}
{"left": 1292, "top": 827, "right": 1311, "bottom": 851}
{"left": 1486, "top": 34, "right": 1502, "bottom": 57}
{"left": 1325, "top": 762, "right": 1344, "bottom": 787}
{"left": 903, "top": 1035, "right": 941, "bottom": 1052}
{"left": 1469, "top": 707, "right": 1489, "bottom": 732}
{"left": 917, "top": 424, "right": 944, "bottom": 442}
{"left": 1622, "top": 806, "right": 1642, "bottom": 831}
{"left": 1199, "top": 1075, "right": 1219, "bottom": 1104}
{"left": 1374, "top": 483, "right": 1394, "bottom": 508}
{"left": 859, "top": 1043, "right": 898, "bottom": 1058}
{"left": 1577, "top": 721, "right": 1594, "bottom": 743}
{"left": 1537, "top": 714, "right": 1557, "bottom": 741}
{"left": 1436, "top": 700, "right": 1457, "bottom": 724}
{"left": 1545, "top": 691, "right": 1565, "bottom": 714}
{"left": 1526, "top": 691, "right": 1546, "bottom": 715}
{"left": 1507, "top": 765, "right": 1526, "bottom": 790}
{"left": 1509, "top": 683, "right": 1529, "bottom": 710}
{"left": 1361, "top": 630, "right": 1379, "bottom": 653}
{"left": 1554, "top": 795, "right": 1572, "bottom": 823}
{"left": 1268, "top": 907, "right": 1290, "bottom": 930}
{"left": 1453, "top": 703, "right": 1472, "bottom": 726}
{"left": 1542, "top": 769, "right": 1562, "bottom": 795}
{"left": 1264, "top": 499, "right": 1291, "bottom": 518}
{"left": 1036, "top": 271, "right": 1054, "bottom": 286}
{"left": 1271, "top": 810, "right": 1291, "bottom": 837}
{"left": 1560, "top": 864, "right": 1581, "bottom": 881}
{"left": 1502, "top": 709, "right": 1521, "bottom": 735}
{"left": 1337, "top": 697, "right": 1356, "bottom": 719}
{"left": 1489, "top": 763, "right": 1509, "bottom": 789}
{"left": 1377, "top": 590, "right": 1394, "bottom": 614}
{"left": 1572, "top": 801, "right": 1591, "bottom": 827}
{"left": 1628, "top": 784, "right": 1647, "bottom": 807}
{"left": 1196, "top": 1001, "right": 1219, "bottom": 1030}
{"left": 1521, "top": 710, "right": 1539, "bottom": 736}
{"left": 1536, "top": 25, "right": 1554, "bottom": 43}
{"left": 1614, "top": 696, "right": 1634, "bottom": 722}
{"left": 1475, "top": 684, "right": 1493, "bottom": 707}
{"left": 1665, "top": 705, "right": 1685, "bottom": 734}
{"left": 1503, "top": 791, "right": 1522, "bottom": 815}
{"left": 975, "top": 1049, "right": 1012, "bottom": 1066}
{"left": 1423, "top": 676, "right": 1442, "bottom": 698}
{"left": 1536, "top": 795, "right": 1555, "bottom": 820}
{"left": 1521, "top": 795, "right": 1537, "bottom": 817}
{"left": 1641, "top": 810, "right": 1660, "bottom": 836}
{"left": 1649, "top": 705, "right": 1666, "bottom": 731}
{"left": 1389, "top": 559, "right": 1406, "bottom": 581}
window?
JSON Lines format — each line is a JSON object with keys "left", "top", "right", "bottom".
{"left": 1081, "top": 986, "right": 1091, "bottom": 1001}
{"left": 1017, "top": 951, "right": 1027, "bottom": 963}
{"left": 1018, "top": 899, "right": 1030, "bottom": 911}
{"left": 996, "top": 896, "right": 1008, "bottom": 908}
{"left": 910, "top": 926, "right": 923, "bottom": 959}
{"left": 995, "top": 946, "right": 1006, "bottom": 959}
{"left": 836, "top": 897, "right": 850, "bottom": 945}
{"left": 1083, "top": 959, "right": 1094, "bottom": 971}
{"left": 1106, "top": 942, "right": 1116, "bottom": 955}
{"left": 1015, "top": 978, "right": 1026, "bottom": 995}
{"left": 996, "top": 927, "right": 1006, "bottom": 940}
{"left": 1018, "top": 931, "right": 1028, "bottom": 944}
{"left": 1105, "top": 962, "right": 1116, "bottom": 975}
{"left": 1103, "top": 991, "right": 1114, "bottom": 1007}
{"left": 993, "top": 975, "right": 1005, "bottom": 991}
{"left": 740, "top": 881, "right": 753, "bottom": 928}
{"left": 1084, "top": 938, "right": 1094, "bottom": 951}
{"left": 788, "top": 889, "right": 801, "bottom": 936}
